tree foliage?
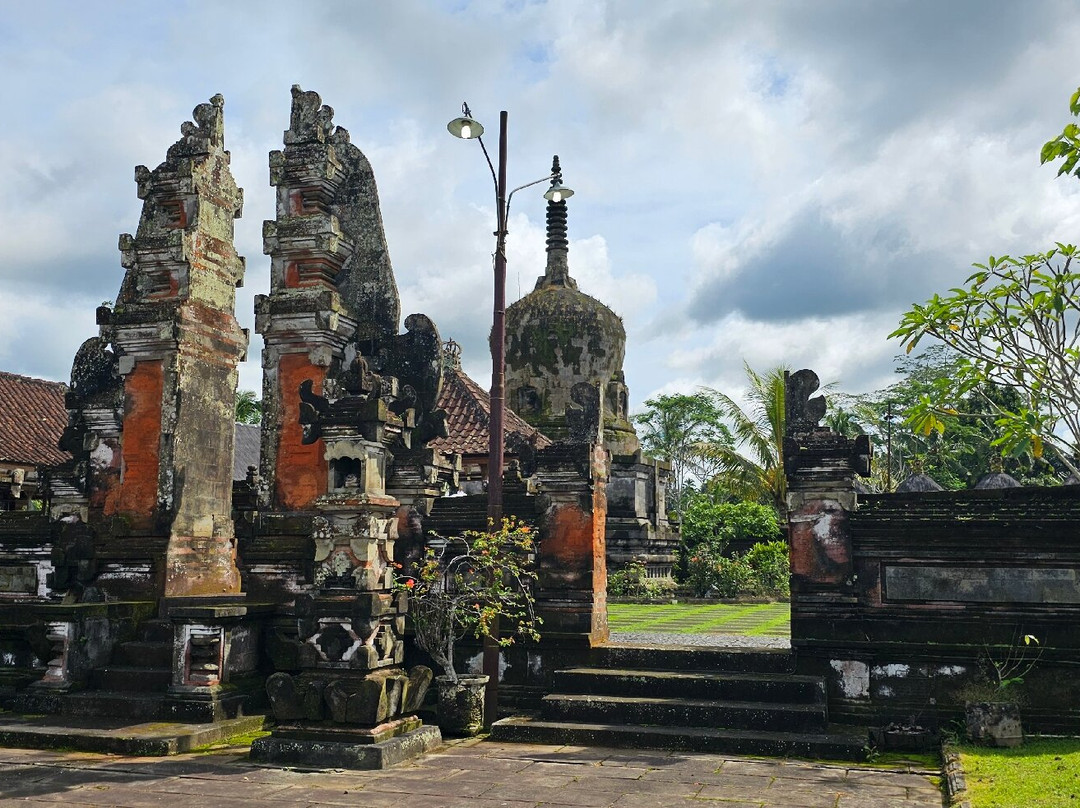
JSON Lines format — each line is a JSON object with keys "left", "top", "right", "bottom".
{"left": 235, "top": 389, "right": 262, "bottom": 424}
{"left": 632, "top": 392, "right": 731, "bottom": 511}
{"left": 1041, "top": 86, "right": 1080, "bottom": 180}
{"left": 890, "top": 246, "right": 1080, "bottom": 477}
{"left": 830, "top": 346, "right": 1063, "bottom": 490}
{"left": 680, "top": 497, "right": 781, "bottom": 555}
{"left": 400, "top": 518, "right": 539, "bottom": 682}
{"left": 889, "top": 87, "right": 1080, "bottom": 479}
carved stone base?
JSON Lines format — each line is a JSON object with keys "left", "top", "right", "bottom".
{"left": 164, "top": 536, "right": 242, "bottom": 597}
{"left": 249, "top": 719, "right": 441, "bottom": 770}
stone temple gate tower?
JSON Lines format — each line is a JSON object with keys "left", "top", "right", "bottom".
{"left": 54, "top": 94, "right": 248, "bottom": 600}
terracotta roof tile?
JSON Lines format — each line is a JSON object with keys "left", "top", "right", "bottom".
{"left": 430, "top": 366, "right": 551, "bottom": 456}
{"left": 0, "top": 371, "right": 71, "bottom": 466}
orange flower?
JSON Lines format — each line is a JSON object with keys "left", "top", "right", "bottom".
{"left": 520, "top": 526, "right": 531, "bottom": 534}
{"left": 405, "top": 579, "right": 415, "bottom": 589}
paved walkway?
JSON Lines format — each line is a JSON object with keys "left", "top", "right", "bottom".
{"left": 1, "top": 738, "right": 943, "bottom": 807}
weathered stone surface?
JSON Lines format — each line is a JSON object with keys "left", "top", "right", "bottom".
{"left": 402, "top": 665, "right": 433, "bottom": 712}
{"left": 44, "top": 94, "right": 248, "bottom": 603}
{"left": 885, "top": 564, "right": 1080, "bottom": 603}
{"left": 348, "top": 676, "right": 389, "bottom": 724}
{"left": 504, "top": 158, "right": 631, "bottom": 451}
{"left": 266, "top": 672, "right": 305, "bottom": 721}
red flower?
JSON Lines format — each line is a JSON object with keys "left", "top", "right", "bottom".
{"left": 405, "top": 579, "right": 415, "bottom": 589}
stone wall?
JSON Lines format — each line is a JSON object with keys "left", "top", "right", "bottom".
{"left": 785, "top": 369, "right": 1080, "bottom": 735}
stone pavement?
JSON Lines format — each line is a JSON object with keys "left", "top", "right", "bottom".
{"left": 0, "top": 738, "right": 944, "bottom": 807}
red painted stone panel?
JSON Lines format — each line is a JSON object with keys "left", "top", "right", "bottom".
{"left": 789, "top": 499, "right": 851, "bottom": 585}
{"left": 107, "top": 360, "right": 163, "bottom": 517}
{"left": 276, "top": 353, "right": 327, "bottom": 509}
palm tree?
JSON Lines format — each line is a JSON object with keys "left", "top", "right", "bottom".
{"left": 697, "top": 364, "right": 789, "bottom": 513}
{"left": 235, "top": 389, "right": 262, "bottom": 424}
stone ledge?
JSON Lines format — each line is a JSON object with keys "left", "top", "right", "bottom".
{"left": 249, "top": 723, "right": 441, "bottom": 770}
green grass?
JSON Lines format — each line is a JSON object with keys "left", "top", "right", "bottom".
{"left": 957, "top": 737, "right": 1080, "bottom": 807}
{"left": 608, "top": 601, "right": 790, "bottom": 637}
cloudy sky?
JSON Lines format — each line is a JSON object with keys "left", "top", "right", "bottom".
{"left": 1, "top": 0, "right": 1079, "bottom": 412}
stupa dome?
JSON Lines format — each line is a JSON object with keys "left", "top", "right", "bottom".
{"left": 504, "top": 157, "right": 637, "bottom": 454}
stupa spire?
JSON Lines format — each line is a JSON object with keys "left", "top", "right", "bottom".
{"left": 538, "top": 155, "right": 577, "bottom": 290}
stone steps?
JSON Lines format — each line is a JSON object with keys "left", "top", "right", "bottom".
{"left": 0, "top": 713, "right": 266, "bottom": 756}
{"left": 490, "top": 715, "right": 869, "bottom": 761}
{"left": 555, "top": 667, "right": 825, "bottom": 703}
{"left": 492, "top": 643, "right": 869, "bottom": 761}
{"left": 542, "top": 693, "right": 827, "bottom": 733}
{"left": 592, "top": 645, "right": 796, "bottom": 674}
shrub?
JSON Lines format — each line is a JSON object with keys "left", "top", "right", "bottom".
{"left": 680, "top": 498, "right": 781, "bottom": 551}
{"left": 686, "top": 547, "right": 754, "bottom": 597}
{"left": 609, "top": 560, "right": 677, "bottom": 600}
{"left": 684, "top": 541, "right": 790, "bottom": 599}
{"left": 743, "top": 540, "right": 790, "bottom": 597}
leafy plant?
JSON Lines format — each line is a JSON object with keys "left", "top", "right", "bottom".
{"left": 743, "top": 540, "right": 790, "bottom": 597}
{"left": 960, "top": 633, "right": 1043, "bottom": 703}
{"left": 684, "top": 540, "right": 790, "bottom": 599}
{"left": 989, "top": 634, "right": 1042, "bottom": 693}
{"left": 698, "top": 364, "right": 792, "bottom": 512}
{"left": 235, "top": 389, "right": 262, "bottom": 424}
{"left": 399, "top": 517, "right": 540, "bottom": 683}
{"left": 680, "top": 497, "right": 781, "bottom": 553}
{"left": 1041, "top": 86, "right": 1080, "bottom": 180}
{"left": 608, "top": 559, "right": 677, "bottom": 600}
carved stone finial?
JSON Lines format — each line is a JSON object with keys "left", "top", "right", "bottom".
{"left": 166, "top": 94, "right": 227, "bottom": 159}
{"left": 442, "top": 338, "right": 462, "bottom": 371}
{"left": 785, "top": 369, "right": 827, "bottom": 435}
{"left": 285, "top": 84, "right": 337, "bottom": 145}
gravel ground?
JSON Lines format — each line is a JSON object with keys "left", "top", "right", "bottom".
{"left": 609, "top": 631, "right": 791, "bottom": 649}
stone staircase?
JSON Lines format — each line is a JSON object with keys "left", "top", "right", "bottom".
{"left": 60, "top": 618, "right": 176, "bottom": 721}
{"left": 491, "top": 645, "right": 869, "bottom": 760}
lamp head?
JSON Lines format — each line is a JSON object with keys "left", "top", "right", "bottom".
{"left": 544, "top": 154, "right": 574, "bottom": 202}
{"left": 447, "top": 102, "right": 484, "bottom": 139}
{"left": 544, "top": 181, "right": 574, "bottom": 203}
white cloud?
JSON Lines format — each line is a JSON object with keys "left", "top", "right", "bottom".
{"left": 3, "top": 0, "right": 1080, "bottom": 420}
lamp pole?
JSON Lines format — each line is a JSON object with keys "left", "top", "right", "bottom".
{"left": 447, "top": 103, "right": 574, "bottom": 728}
{"left": 489, "top": 110, "right": 508, "bottom": 530}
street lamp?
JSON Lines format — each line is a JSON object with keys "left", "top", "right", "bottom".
{"left": 447, "top": 102, "right": 574, "bottom": 528}
{"left": 448, "top": 101, "right": 573, "bottom": 728}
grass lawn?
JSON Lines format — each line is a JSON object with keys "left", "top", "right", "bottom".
{"left": 956, "top": 737, "right": 1080, "bottom": 807}
{"left": 608, "top": 601, "right": 790, "bottom": 637}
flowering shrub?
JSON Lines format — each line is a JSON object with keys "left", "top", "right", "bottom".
{"left": 398, "top": 516, "right": 540, "bottom": 683}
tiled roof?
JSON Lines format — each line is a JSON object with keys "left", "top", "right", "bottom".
{"left": 430, "top": 365, "right": 551, "bottom": 456}
{"left": 0, "top": 371, "right": 71, "bottom": 466}
{"left": 233, "top": 423, "right": 261, "bottom": 481}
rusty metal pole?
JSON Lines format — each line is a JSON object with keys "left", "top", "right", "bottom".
{"left": 483, "top": 110, "right": 508, "bottom": 728}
